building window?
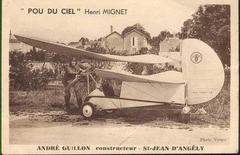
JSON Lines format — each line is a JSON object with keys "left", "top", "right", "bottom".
{"left": 131, "top": 37, "right": 137, "bottom": 47}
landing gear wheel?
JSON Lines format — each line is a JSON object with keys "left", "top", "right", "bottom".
{"left": 81, "top": 103, "right": 95, "bottom": 119}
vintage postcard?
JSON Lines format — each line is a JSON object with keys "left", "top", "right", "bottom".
{"left": 1, "top": 0, "right": 239, "bottom": 154}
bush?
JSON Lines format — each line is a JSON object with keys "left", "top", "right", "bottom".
{"left": 9, "top": 50, "right": 55, "bottom": 91}
{"left": 86, "top": 46, "right": 106, "bottom": 54}
{"left": 139, "top": 47, "right": 148, "bottom": 54}
{"left": 125, "top": 63, "right": 154, "bottom": 75}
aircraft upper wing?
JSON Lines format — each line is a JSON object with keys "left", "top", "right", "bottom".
{"left": 14, "top": 35, "right": 172, "bottom": 64}
{"left": 95, "top": 69, "right": 185, "bottom": 84}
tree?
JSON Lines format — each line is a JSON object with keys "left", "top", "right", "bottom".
{"left": 79, "top": 37, "right": 89, "bottom": 46}
{"left": 25, "top": 48, "right": 46, "bottom": 61}
{"left": 180, "top": 19, "right": 193, "bottom": 39}
{"left": 86, "top": 45, "right": 106, "bottom": 54}
{"left": 9, "top": 50, "right": 54, "bottom": 90}
{"left": 150, "top": 31, "right": 173, "bottom": 50}
{"left": 122, "top": 23, "right": 151, "bottom": 42}
{"left": 179, "top": 5, "right": 230, "bottom": 66}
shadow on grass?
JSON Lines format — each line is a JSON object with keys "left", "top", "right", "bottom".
{"left": 94, "top": 106, "right": 186, "bottom": 125}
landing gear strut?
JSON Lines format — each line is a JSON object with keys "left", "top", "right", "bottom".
{"left": 181, "top": 106, "right": 191, "bottom": 123}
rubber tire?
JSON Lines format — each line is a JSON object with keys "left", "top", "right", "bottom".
{"left": 81, "top": 102, "right": 95, "bottom": 119}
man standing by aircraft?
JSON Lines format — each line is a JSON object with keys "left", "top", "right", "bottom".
{"left": 62, "top": 58, "right": 91, "bottom": 113}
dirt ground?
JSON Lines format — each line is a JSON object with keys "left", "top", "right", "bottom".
{"left": 10, "top": 114, "right": 229, "bottom": 145}
{"left": 9, "top": 107, "right": 230, "bottom": 145}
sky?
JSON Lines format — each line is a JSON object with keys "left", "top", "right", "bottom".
{"left": 7, "top": 0, "right": 205, "bottom": 44}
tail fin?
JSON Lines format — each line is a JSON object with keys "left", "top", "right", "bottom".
{"left": 182, "top": 39, "right": 225, "bottom": 105}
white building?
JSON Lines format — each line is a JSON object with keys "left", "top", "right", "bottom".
{"left": 159, "top": 37, "right": 182, "bottom": 70}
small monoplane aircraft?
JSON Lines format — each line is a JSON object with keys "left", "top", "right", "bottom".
{"left": 14, "top": 35, "right": 225, "bottom": 122}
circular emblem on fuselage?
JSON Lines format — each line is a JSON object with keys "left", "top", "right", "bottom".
{"left": 190, "top": 52, "right": 203, "bottom": 64}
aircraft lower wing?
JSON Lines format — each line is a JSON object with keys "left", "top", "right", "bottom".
{"left": 95, "top": 69, "right": 185, "bottom": 84}
{"left": 14, "top": 35, "right": 172, "bottom": 64}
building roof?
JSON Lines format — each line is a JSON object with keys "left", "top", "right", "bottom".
{"left": 105, "top": 29, "right": 148, "bottom": 40}
{"left": 123, "top": 29, "right": 148, "bottom": 38}
{"left": 105, "top": 31, "right": 123, "bottom": 39}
